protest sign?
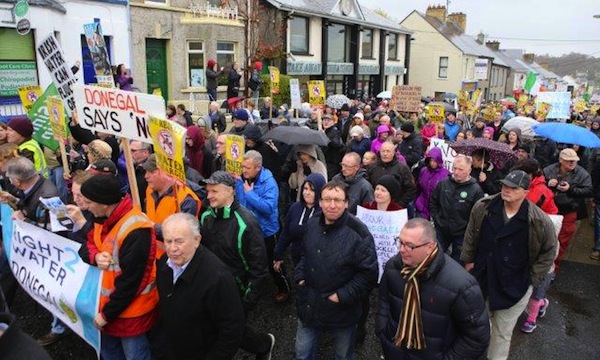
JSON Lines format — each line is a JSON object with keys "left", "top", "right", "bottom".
{"left": 307, "top": 80, "right": 325, "bottom": 106}
{"left": 149, "top": 116, "right": 187, "bottom": 183}
{"left": 1, "top": 204, "right": 101, "bottom": 354}
{"left": 225, "top": 134, "right": 245, "bottom": 176}
{"left": 73, "top": 84, "right": 166, "bottom": 144}
{"left": 27, "top": 84, "right": 61, "bottom": 151}
{"left": 83, "top": 21, "right": 112, "bottom": 77}
{"left": 428, "top": 104, "right": 445, "bottom": 123}
{"left": 391, "top": 85, "right": 421, "bottom": 113}
{"left": 289, "top": 78, "right": 301, "bottom": 110}
{"left": 573, "top": 99, "right": 587, "bottom": 113}
{"left": 36, "top": 34, "right": 77, "bottom": 116}
{"left": 356, "top": 206, "right": 408, "bottom": 282}
{"left": 535, "top": 91, "right": 571, "bottom": 119}
{"left": 428, "top": 137, "right": 456, "bottom": 171}
{"left": 269, "top": 66, "right": 280, "bottom": 95}
{"left": 47, "top": 96, "right": 67, "bottom": 140}
{"left": 18, "top": 85, "right": 42, "bottom": 113}
{"left": 535, "top": 102, "right": 553, "bottom": 119}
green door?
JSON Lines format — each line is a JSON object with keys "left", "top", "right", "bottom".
{"left": 145, "top": 39, "right": 168, "bottom": 101}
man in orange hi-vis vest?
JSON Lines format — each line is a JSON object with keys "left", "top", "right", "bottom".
{"left": 78, "top": 174, "right": 158, "bottom": 360}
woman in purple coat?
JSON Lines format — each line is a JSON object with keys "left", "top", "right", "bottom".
{"left": 415, "top": 147, "right": 450, "bottom": 219}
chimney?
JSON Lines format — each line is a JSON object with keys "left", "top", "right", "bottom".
{"left": 447, "top": 12, "right": 466, "bottom": 34}
{"left": 476, "top": 32, "right": 485, "bottom": 44}
{"left": 425, "top": 5, "right": 447, "bottom": 23}
{"left": 485, "top": 40, "right": 500, "bottom": 51}
{"left": 522, "top": 53, "right": 535, "bottom": 64}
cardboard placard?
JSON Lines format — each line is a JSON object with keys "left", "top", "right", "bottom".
{"left": 391, "top": 85, "right": 421, "bottom": 113}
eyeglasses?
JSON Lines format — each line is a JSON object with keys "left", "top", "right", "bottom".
{"left": 321, "top": 197, "right": 346, "bottom": 205}
{"left": 340, "top": 163, "right": 358, "bottom": 169}
{"left": 131, "top": 148, "right": 145, "bottom": 152}
{"left": 394, "top": 236, "right": 431, "bottom": 251}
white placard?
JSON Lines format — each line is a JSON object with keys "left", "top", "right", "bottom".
{"left": 290, "top": 78, "right": 301, "bottom": 110}
{"left": 428, "top": 138, "right": 457, "bottom": 171}
{"left": 474, "top": 59, "right": 488, "bottom": 80}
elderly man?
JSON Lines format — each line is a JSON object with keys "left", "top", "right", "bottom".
{"left": 461, "top": 170, "right": 558, "bottom": 360}
{"left": 543, "top": 148, "right": 594, "bottom": 273}
{"left": 367, "top": 141, "right": 416, "bottom": 208}
{"left": 78, "top": 174, "right": 158, "bottom": 359}
{"left": 295, "top": 181, "right": 377, "bottom": 358}
{"left": 331, "top": 152, "right": 374, "bottom": 214}
{"left": 200, "top": 171, "right": 274, "bottom": 359}
{"left": 208, "top": 101, "right": 226, "bottom": 133}
{"left": 230, "top": 108, "right": 251, "bottom": 136}
{"left": 429, "top": 154, "right": 484, "bottom": 262}
{"left": 376, "top": 219, "right": 489, "bottom": 359}
{"left": 157, "top": 213, "right": 245, "bottom": 359}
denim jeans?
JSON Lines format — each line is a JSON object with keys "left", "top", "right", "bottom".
{"left": 49, "top": 166, "right": 69, "bottom": 203}
{"left": 101, "top": 332, "right": 152, "bottom": 360}
{"left": 594, "top": 204, "right": 600, "bottom": 251}
{"left": 295, "top": 320, "right": 355, "bottom": 360}
{"left": 435, "top": 227, "right": 464, "bottom": 264}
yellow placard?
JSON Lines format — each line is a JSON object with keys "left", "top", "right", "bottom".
{"left": 152, "top": 88, "right": 162, "bottom": 97}
{"left": 307, "top": 80, "right": 325, "bottom": 106}
{"left": 225, "top": 135, "right": 245, "bottom": 176}
{"left": 18, "top": 85, "right": 42, "bottom": 113}
{"left": 574, "top": 99, "right": 587, "bottom": 113}
{"left": 590, "top": 105, "right": 600, "bottom": 117}
{"left": 517, "top": 94, "right": 529, "bottom": 109}
{"left": 427, "top": 105, "right": 445, "bottom": 123}
{"left": 535, "top": 102, "right": 552, "bottom": 119}
{"left": 149, "top": 116, "right": 187, "bottom": 183}
{"left": 46, "top": 96, "right": 67, "bottom": 141}
{"left": 483, "top": 104, "right": 496, "bottom": 121}
{"left": 458, "top": 90, "right": 469, "bottom": 107}
{"left": 269, "top": 66, "right": 280, "bottom": 95}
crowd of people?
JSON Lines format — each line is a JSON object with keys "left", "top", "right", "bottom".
{"left": 0, "top": 90, "right": 599, "bottom": 360}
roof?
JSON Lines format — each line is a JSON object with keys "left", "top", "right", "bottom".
{"left": 0, "top": 0, "right": 66, "bottom": 13}
{"left": 264, "top": 0, "right": 412, "bottom": 34}
{"left": 495, "top": 50, "right": 530, "bottom": 72}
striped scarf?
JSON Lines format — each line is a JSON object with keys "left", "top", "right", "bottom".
{"left": 394, "top": 244, "right": 439, "bottom": 350}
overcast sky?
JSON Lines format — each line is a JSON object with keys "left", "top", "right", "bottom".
{"left": 359, "top": 0, "right": 600, "bottom": 57}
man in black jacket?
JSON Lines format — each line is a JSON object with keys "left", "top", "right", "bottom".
{"left": 398, "top": 123, "right": 423, "bottom": 168}
{"left": 295, "top": 181, "right": 377, "bottom": 359}
{"left": 157, "top": 213, "right": 245, "bottom": 360}
{"left": 321, "top": 115, "right": 345, "bottom": 179}
{"left": 376, "top": 218, "right": 489, "bottom": 359}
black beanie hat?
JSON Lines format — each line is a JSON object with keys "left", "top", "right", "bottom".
{"left": 243, "top": 125, "right": 262, "bottom": 141}
{"left": 400, "top": 122, "right": 415, "bottom": 133}
{"left": 81, "top": 175, "right": 122, "bottom": 205}
{"left": 376, "top": 175, "right": 401, "bottom": 203}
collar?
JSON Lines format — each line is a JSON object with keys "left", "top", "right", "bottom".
{"left": 319, "top": 210, "right": 349, "bottom": 229}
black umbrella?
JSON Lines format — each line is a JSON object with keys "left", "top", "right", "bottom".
{"left": 428, "top": 101, "right": 455, "bottom": 113}
{"left": 261, "top": 126, "right": 330, "bottom": 146}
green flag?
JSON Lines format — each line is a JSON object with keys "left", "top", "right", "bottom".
{"left": 28, "top": 84, "right": 65, "bottom": 151}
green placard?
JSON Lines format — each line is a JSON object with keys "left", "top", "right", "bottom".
{"left": 27, "top": 84, "right": 70, "bottom": 151}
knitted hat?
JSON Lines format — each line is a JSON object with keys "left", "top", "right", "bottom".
{"left": 243, "top": 125, "right": 262, "bottom": 141}
{"left": 483, "top": 126, "right": 495, "bottom": 135}
{"left": 400, "top": 122, "right": 415, "bottom": 133}
{"left": 207, "top": 59, "right": 216, "bottom": 68}
{"left": 353, "top": 112, "right": 364, "bottom": 121}
{"left": 376, "top": 175, "right": 401, "bottom": 203}
{"left": 254, "top": 61, "right": 263, "bottom": 71}
{"left": 349, "top": 125, "right": 364, "bottom": 138}
{"left": 7, "top": 116, "right": 33, "bottom": 138}
{"left": 80, "top": 175, "right": 122, "bottom": 205}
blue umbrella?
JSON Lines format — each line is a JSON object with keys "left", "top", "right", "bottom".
{"left": 443, "top": 92, "right": 457, "bottom": 100}
{"left": 532, "top": 123, "right": 600, "bottom": 148}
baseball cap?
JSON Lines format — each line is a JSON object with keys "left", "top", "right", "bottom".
{"left": 90, "top": 159, "right": 118, "bottom": 176}
{"left": 232, "top": 109, "right": 249, "bottom": 121}
{"left": 200, "top": 170, "right": 236, "bottom": 188}
{"left": 559, "top": 148, "right": 580, "bottom": 162}
{"left": 499, "top": 170, "right": 530, "bottom": 190}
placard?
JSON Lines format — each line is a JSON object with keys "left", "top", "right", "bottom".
{"left": 428, "top": 104, "right": 445, "bottom": 123}
{"left": 149, "top": 116, "right": 187, "bottom": 183}
{"left": 307, "top": 80, "right": 325, "bottom": 106}
{"left": 18, "top": 85, "right": 42, "bottom": 113}
{"left": 83, "top": 21, "right": 112, "bottom": 77}
{"left": 27, "top": 84, "right": 61, "bottom": 151}
{"left": 428, "top": 137, "right": 457, "bottom": 171}
{"left": 391, "top": 85, "right": 421, "bottom": 113}
{"left": 535, "top": 91, "right": 571, "bottom": 119}
{"left": 225, "top": 134, "right": 245, "bottom": 176}
{"left": 47, "top": 96, "right": 67, "bottom": 140}
{"left": 73, "top": 84, "right": 166, "bottom": 143}
{"left": 269, "top": 66, "right": 280, "bottom": 95}
{"left": 289, "top": 78, "right": 301, "bottom": 110}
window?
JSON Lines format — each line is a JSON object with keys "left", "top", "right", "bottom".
{"left": 188, "top": 41, "right": 204, "bottom": 87}
{"left": 361, "top": 29, "right": 373, "bottom": 58}
{"left": 216, "top": 42, "right": 235, "bottom": 69}
{"left": 388, "top": 34, "right": 398, "bottom": 60}
{"left": 438, "top": 57, "right": 448, "bottom": 78}
{"left": 290, "top": 17, "right": 309, "bottom": 54}
{"left": 327, "top": 23, "right": 351, "bottom": 62}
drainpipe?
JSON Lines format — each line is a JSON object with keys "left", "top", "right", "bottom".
{"left": 403, "top": 33, "right": 411, "bottom": 85}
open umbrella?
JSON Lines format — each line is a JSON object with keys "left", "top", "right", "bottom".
{"left": 532, "top": 122, "right": 600, "bottom": 148}
{"left": 377, "top": 90, "right": 392, "bottom": 99}
{"left": 428, "top": 101, "right": 455, "bottom": 113}
{"left": 421, "top": 96, "right": 433, "bottom": 104}
{"left": 443, "top": 92, "right": 457, "bottom": 100}
{"left": 227, "top": 96, "right": 245, "bottom": 109}
{"left": 501, "top": 116, "right": 539, "bottom": 139}
{"left": 261, "top": 126, "right": 330, "bottom": 146}
{"left": 326, "top": 94, "right": 350, "bottom": 109}
{"left": 450, "top": 138, "right": 516, "bottom": 168}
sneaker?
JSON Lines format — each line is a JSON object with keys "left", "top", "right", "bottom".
{"left": 538, "top": 298, "right": 549, "bottom": 318}
{"left": 274, "top": 291, "right": 289, "bottom": 303}
{"left": 590, "top": 250, "right": 600, "bottom": 260}
{"left": 520, "top": 320, "right": 537, "bottom": 333}
{"left": 256, "top": 333, "right": 275, "bottom": 360}
{"left": 37, "top": 331, "right": 69, "bottom": 346}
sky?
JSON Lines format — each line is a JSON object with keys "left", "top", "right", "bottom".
{"left": 358, "top": 0, "right": 600, "bottom": 58}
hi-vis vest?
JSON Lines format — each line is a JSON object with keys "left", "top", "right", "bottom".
{"left": 19, "top": 139, "right": 48, "bottom": 178}
{"left": 145, "top": 184, "right": 202, "bottom": 259}
{"left": 94, "top": 208, "right": 158, "bottom": 318}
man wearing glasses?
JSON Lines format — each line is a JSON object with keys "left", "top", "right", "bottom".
{"left": 376, "top": 218, "right": 489, "bottom": 359}
{"left": 294, "top": 181, "right": 377, "bottom": 359}
{"left": 331, "top": 152, "right": 374, "bottom": 214}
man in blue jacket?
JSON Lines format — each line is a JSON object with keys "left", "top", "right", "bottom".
{"left": 236, "top": 150, "right": 290, "bottom": 302}
{"left": 294, "top": 181, "right": 378, "bottom": 359}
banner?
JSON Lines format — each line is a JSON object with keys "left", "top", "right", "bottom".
{"left": 83, "top": 21, "right": 112, "bottom": 77}
{"left": 427, "top": 104, "right": 445, "bottom": 123}
{"left": 428, "top": 138, "right": 456, "bottom": 171}
{"left": 18, "top": 85, "right": 42, "bottom": 113}
{"left": 73, "top": 84, "right": 166, "bottom": 144}
{"left": 356, "top": 206, "right": 408, "bottom": 282}
{"left": 149, "top": 116, "right": 187, "bottom": 183}
{"left": 36, "top": 34, "right": 77, "bottom": 116}
{"left": 27, "top": 84, "right": 61, "bottom": 151}
{"left": 268, "top": 66, "right": 280, "bottom": 95}
{"left": 289, "top": 78, "right": 301, "bottom": 110}
{"left": 1, "top": 204, "right": 101, "bottom": 354}
{"left": 307, "top": 80, "right": 325, "bottom": 106}
{"left": 0, "top": 61, "right": 38, "bottom": 97}
{"left": 535, "top": 91, "right": 570, "bottom": 119}
{"left": 47, "top": 96, "right": 67, "bottom": 141}
{"left": 225, "top": 134, "right": 245, "bottom": 176}
{"left": 391, "top": 85, "right": 421, "bottom": 113}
